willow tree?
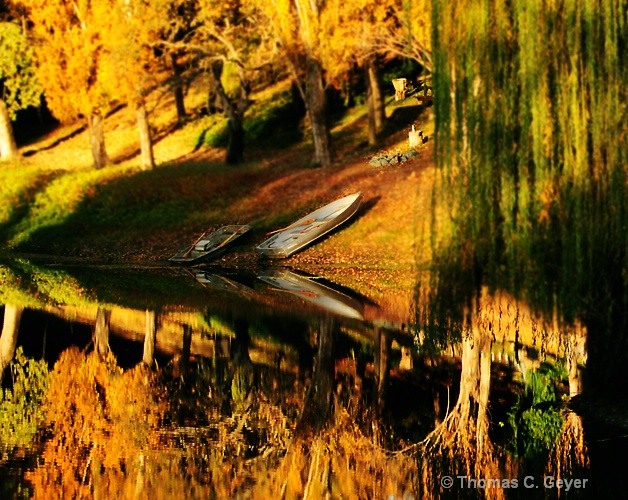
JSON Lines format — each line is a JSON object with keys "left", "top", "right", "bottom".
{"left": 427, "top": 0, "right": 628, "bottom": 398}
{"left": 22, "top": 0, "right": 114, "bottom": 169}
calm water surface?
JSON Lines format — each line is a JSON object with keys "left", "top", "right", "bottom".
{"left": 0, "top": 261, "right": 624, "bottom": 499}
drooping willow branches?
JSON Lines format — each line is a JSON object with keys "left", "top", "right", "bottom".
{"left": 427, "top": 0, "right": 628, "bottom": 393}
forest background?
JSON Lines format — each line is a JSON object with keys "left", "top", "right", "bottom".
{"left": 0, "top": 0, "right": 433, "bottom": 278}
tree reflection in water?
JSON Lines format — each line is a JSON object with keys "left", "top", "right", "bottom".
{"left": 0, "top": 265, "right": 604, "bottom": 499}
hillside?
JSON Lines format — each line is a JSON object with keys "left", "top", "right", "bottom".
{"left": 2, "top": 78, "right": 436, "bottom": 307}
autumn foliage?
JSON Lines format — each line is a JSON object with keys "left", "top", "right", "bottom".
{"left": 26, "top": 348, "right": 167, "bottom": 498}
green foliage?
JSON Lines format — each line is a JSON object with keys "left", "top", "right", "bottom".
{"left": 1, "top": 158, "right": 240, "bottom": 248}
{"left": 0, "top": 347, "right": 49, "bottom": 450}
{"left": 515, "top": 407, "right": 563, "bottom": 462}
{"left": 199, "top": 118, "right": 230, "bottom": 148}
{"left": 507, "top": 363, "right": 567, "bottom": 462}
{"left": 0, "top": 22, "right": 41, "bottom": 118}
{"left": 196, "top": 77, "right": 303, "bottom": 154}
{"left": 0, "top": 264, "right": 46, "bottom": 308}
{"left": 199, "top": 90, "right": 304, "bottom": 149}
{"left": 243, "top": 90, "right": 304, "bottom": 147}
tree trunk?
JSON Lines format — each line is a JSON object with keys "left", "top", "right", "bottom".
{"left": 231, "top": 317, "right": 251, "bottom": 366}
{"left": 226, "top": 118, "right": 245, "bottom": 165}
{"left": 93, "top": 308, "right": 111, "bottom": 358}
{"left": 373, "top": 327, "right": 391, "bottom": 415}
{"left": 136, "top": 99, "right": 155, "bottom": 170}
{"left": 87, "top": 113, "right": 111, "bottom": 169}
{"left": 1, "top": 305, "right": 23, "bottom": 384}
{"left": 143, "top": 310, "right": 157, "bottom": 368}
{"left": 179, "top": 324, "right": 192, "bottom": 375}
{"left": 171, "top": 54, "right": 187, "bottom": 124}
{"left": 296, "top": 316, "right": 337, "bottom": 437}
{"left": 0, "top": 100, "right": 19, "bottom": 160}
{"left": 305, "top": 58, "right": 333, "bottom": 167}
{"left": 367, "top": 80, "right": 377, "bottom": 147}
{"left": 366, "top": 57, "right": 386, "bottom": 146}
{"left": 209, "top": 62, "right": 251, "bottom": 165}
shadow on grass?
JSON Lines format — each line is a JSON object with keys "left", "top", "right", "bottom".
{"left": 7, "top": 155, "right": 293, "bottom": 259}
{"left": 0, "top": 170, "right": 66, "bottom": 246}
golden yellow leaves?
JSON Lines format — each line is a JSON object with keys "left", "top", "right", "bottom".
{"left": 26, "top": 348, "right": 167, "bottom": 497}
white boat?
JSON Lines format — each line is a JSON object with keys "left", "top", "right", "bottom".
{"left": 258, "top": 269, "right": 364, "bottom": 320}
{"left": 256, "top": 192, "right": 362, "bottom": 258}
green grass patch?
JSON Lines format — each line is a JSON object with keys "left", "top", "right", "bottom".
{"left": 7, "top": 164, "right": 137, "bottom": 247}
{"left": 0, "top": 162, "right": 61, "bottom": 232}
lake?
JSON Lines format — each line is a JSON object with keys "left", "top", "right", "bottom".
{"left": 0, "top": 260, "right": 624, "bottom": 498}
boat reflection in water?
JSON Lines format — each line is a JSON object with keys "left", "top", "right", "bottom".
{"left": 0, "top": 261, "right": 620, "bottom": 498}
{"left": 190, "top": 267, "right": 256, "bottom": 293}
{"left": 258, "top": 268, "right": 365, "bottom": 320}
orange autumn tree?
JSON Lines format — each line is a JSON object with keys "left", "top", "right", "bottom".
{"left": 26, "top": 348, "right": 167, "bottom": 498}
{"left": 22, "top": 0, "right": 116, "bottom": 169}
{"left": 257, "top": 0, "right": 334, "bottom": 166}
{"left": 319, "top": 0, "right": 431, "bottom": 145}
{"left": 100, "top": 0, "right": 172, "bottom": 170}
{"left": 367, "top": 0, "right": 432, "bottom": 69}
{"left": 258, "top": 0, "right": 431, "bottom": 159}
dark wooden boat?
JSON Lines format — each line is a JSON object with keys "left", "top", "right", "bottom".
{"left": 169, "top": 225, "right": 251, "bottom": 265}
{"left": 256, "top": 192, "right": 362, "bottom": 258}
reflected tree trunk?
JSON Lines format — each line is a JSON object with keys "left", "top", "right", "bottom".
{"left": 371, "top": 327, "right": 392, "bottom": 444}
{"left": 545, "top": 411, "right": 589, "bottom": 490}
{"left": 296, "top": 316, "right": 337, "bottom": 437}
{"left": 143, "top": 310, "right": 157, "bottom": 368}
{"left": 550, "top": 329, "right": 591, "bottom": 493}
{"left": 417, "top": 326, "right": 502, "bottom": 499}
{"left": 373, "top": 327, "right": 391, "bottom": 416}
{"left": 178, "top": 324, "right": 192, "bottom": 376}
{"left": 1, "top": 304, "right": 23, "bottom": 383}
{"left": 296, "top": 326, "right": 314, "bottom": 385}
{"left": 93, "top": 308, "right": 111, "bottom": 358}
{"left": 222, "top": 316, "right": 254, "bottom": 413}
{"left": 568, "top": 327, "right": 584, "bottom": 397}
{"left": 134, "top": 454, "right": 145, "bottom": 500}
{"left": 231, "top": 317, "right": 251, "bottom": 367}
